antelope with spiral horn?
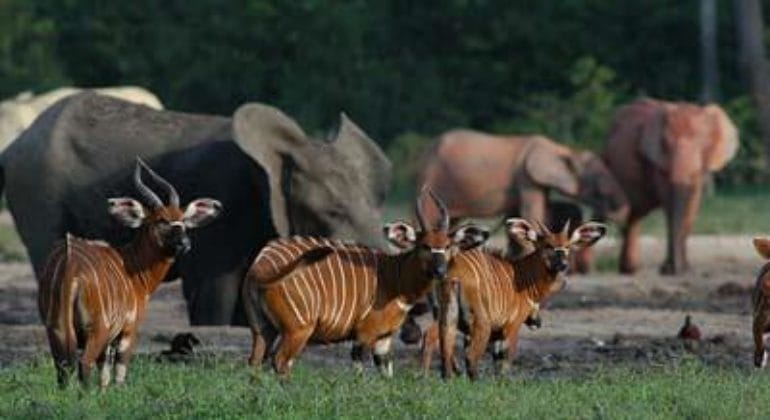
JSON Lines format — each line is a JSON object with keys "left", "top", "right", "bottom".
{"left": 242, "top": 187, "right": 490, "bottom": 378}
{"left": 423, "top": 218, "right": 606, "bottom": 380}
{"left": 38, "top": 158, "right": 222, "bottom": 388}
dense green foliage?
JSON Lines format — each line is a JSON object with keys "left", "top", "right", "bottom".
{"left": 0, "top": 1, "right": 768, "bottom": 194}
{"left": 1, "top": 356, "right": 768, "bottom": 419}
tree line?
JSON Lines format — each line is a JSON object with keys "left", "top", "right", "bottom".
{"left": 0, "top": 1, "right": 768, "bottom": 191}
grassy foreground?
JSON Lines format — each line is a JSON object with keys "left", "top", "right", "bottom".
{"left": 0, "top": 356, "right": 768, "bottom": 419}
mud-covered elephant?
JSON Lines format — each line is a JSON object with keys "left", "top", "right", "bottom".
{"left": 0, "top": 86, "right": 163, "bottom": 152}
{"left": 0, "top": 92, "right": 391, "bottom": 325}
{"left": 420, "top": 129, "right": 629, "bottom": 228}
{"left": 605, "top": 98, "right": 738, "bottom": 275}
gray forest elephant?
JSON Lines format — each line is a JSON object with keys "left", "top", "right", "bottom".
{"left": 0, "top": 86, "right": 163, "bottom": 151}
{"left": 605, "top": 98, "right": 739, "bottom": 275}
{"left": 0, "top": 92, "right": 391, "bottom": 325}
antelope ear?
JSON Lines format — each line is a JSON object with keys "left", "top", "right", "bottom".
{"left": 753, "top": 237, "right": 770, "bottom": 260}
{"left": 384, "top": 221, "right": 417, "bottom": 249}
{"left": 505, "top": 218, "right": 537, "bottom": 243}
{"left": 569, "top": 222, "right": 607, "bottom": 249}
{"left": 183, "top": 199, "right": 223, "bottom": 229}
{"left": 452, "top": 224, "right": 490, "bottom": 250}
{"left": 108, "top": 198, "right": 146, "bottom": 228}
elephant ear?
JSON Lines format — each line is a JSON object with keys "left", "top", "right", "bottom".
{"left": 637, "top": 105, "right": 669, "bottom": 169}
{"left": 703, "top": 104, "right": 739, "bottom": 171}
{"left": 524, "top": 139, "right": 579, "bottom": 197}
{"left": 232, "top": 103, "right": 310, "bottom": 236}
{"left": 328, "top": 113, "right": 392, "bottom": 204}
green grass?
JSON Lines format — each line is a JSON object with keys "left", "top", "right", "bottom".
{"left": 386, "top": 186, "right": 770, "bottom": 236}
{"left": 1, "top": 356, "right": 768, "bottom": 419}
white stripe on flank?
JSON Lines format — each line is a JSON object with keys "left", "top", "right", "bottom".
{"left": 313, "top": 255, "right": 329, "bottom": 328}
{"left": 296, "top": 271, "right": 313, "bottom": 317}
{"left": 331, "top": 252, "right": 347, "bottom": 333}
{"left": 472, "top": 252, "right": 496, "bottom": 320}
{"left": 326, "top": 253, "right": 339, "bottom": 334}
{"left": 265, "top": 246, "right": 289, "bottom": 265}
{"left": 46, "top": 256, "right": 65, "bottom": 322}
{"left": 355, "top": 249, "right": 371, "bottom": 322}
{"left": 340, "top": 245, "right": 358, "bottom": 333}
{"left": 260, "top": 252, "right": 281, "bottom": 276}
{"left": 283, "top": 241, "right": 305, "bottom": 260}
{"left": 71, "top": 245, "right": 108, "bottom": 326}
{"left": 281, "top": 281, "right": 306, "bottom": 325}
{"left": 485, "top": 256, "right": 501, "bottom": 320}
{"left": 461, "top": 252, "right": 484, "bottom": 308}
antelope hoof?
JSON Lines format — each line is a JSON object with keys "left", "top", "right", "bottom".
{"left": 659, "top": 260, "right": 690, "bottom": 276}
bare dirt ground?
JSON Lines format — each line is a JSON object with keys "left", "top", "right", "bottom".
{"left": 0, "top": 233, "right": 761, "bottom": 377}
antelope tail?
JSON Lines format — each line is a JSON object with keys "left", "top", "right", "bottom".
{"left": 55, "top": 236, "right": 79, "bottom": 367}
{"left": 254, "top": 247, "right": 334, "bottom": 288}
{"left": 241, "top": 271, "right": 262, "bottom": 331}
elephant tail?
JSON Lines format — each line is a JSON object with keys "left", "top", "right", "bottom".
{"left": 753, "top": 237, "right": 770, "bottom": 259}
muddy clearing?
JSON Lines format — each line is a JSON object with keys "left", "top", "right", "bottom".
{"left": 0, "top": 233, "right": 760, "bottom": 377}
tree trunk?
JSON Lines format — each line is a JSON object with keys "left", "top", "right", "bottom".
{"left": 701, "top": 0, "right": 720, "bottom": 102}
{"left": 735, "top": 0, "right": 770, "bottom": 165}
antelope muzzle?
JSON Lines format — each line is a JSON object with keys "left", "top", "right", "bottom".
{"left": 549, "top": 248, "right": 569, "bottom": 274}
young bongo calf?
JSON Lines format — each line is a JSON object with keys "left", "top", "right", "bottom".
{"left": 751, "top": 237, "right": 770, "bottom": 367}
{"left": 38, "top": 159, "right": 221, "bottom": 388}
{"left": 427, "top": 218, "right": 606, "bottom": 380}
{"left": 242, "top": 189, "right": 489, "bottom": 378}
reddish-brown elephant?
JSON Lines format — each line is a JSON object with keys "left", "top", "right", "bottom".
{"left": 420, "top": 129, "right": 629, "bottom": 233}
{"left": 605, "top": 98, "right": 739, "bottom": 275}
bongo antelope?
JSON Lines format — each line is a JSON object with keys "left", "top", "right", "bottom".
{"left": 426, "top": 218, "right": 606, "bottom": 380}
{"left": 242, "top": 188, "right": 489, "bottom": 378}
{"left": 752, "top": 237, "right": 770, "bottom": 368}
{"left": 38, "top": 158, "right": 222, "bottom": 388}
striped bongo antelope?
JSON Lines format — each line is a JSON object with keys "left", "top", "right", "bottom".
{"left": 751, "top": 237, "right": 770, "bottom": 368}
{"left": 242, "top": 188, "right": 490, "bottom": 378}
{"left": 38, "top": 158, "right": 222, "bottom": 388}
{"left": 424, "top": 218, "right": 606, "bottom": 380}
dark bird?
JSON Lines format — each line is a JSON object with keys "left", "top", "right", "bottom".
{"left": 677, "top": 315, "right": 702, "bottom": 341}
{"left": 158, "top": 333, "right": 201, "bottom": 362}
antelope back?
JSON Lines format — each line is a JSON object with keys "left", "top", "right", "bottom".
{"left": 251, "top": 236, "right": 382, "bottom": 340}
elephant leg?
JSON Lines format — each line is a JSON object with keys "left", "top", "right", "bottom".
{"left": 518, "top": 188, "right": 547, "bottom": 224}
{"left": 620, "top": 215, "right": 642, "bottom": 274}
{"left": 184, "top": 268, "right": 246, "bottom": 326}
{"left": 661, "top": 184, "right": 700, "bottom": 275}
{"left": 572, "top": 247, "right": 594, "bottom": 274}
